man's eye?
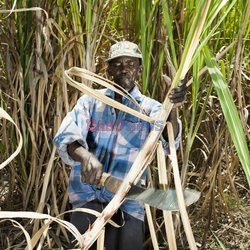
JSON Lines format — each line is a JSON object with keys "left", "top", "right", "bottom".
{"left": 111, "top": 61, "right": 136, "bottom": 67}
{"left": 114, "top": 62, "right": 121, "bottom": 67}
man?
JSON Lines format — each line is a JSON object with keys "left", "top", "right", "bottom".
{"left": 54, "top": 41, "right": 186, "bottom": 249}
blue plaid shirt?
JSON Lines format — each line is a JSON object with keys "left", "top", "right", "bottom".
{"left": 53, "top": 86, "right": 181, "bottom": 221}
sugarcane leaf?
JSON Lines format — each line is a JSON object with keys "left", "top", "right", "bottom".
{"left": 203, "top": 46, "right": 250, "bottom": 187}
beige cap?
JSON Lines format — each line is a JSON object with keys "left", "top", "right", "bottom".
{"left": 106, "top": 41, "right": 142, "bottom": 62}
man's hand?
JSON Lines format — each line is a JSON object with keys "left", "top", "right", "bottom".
{"left": 80, "top": 153, "right": 103, "bottom": 185}
{"left": 162, "top": 75, "right": 187, "bottom": 108}
{"left": 67, "top": 141, "right": 103, "bottom": 185}
{"left": 162, "top": 75, "right": 188, "bottom": 139}
{"left": 168, "top": 81, "right": 187, "bottom": 108}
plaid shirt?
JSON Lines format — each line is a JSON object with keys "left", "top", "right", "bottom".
{"left": 54, "top": 86, "right": 181, "bottom": 221}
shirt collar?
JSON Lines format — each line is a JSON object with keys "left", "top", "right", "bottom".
{"left": 105, "top": 85, "right": 142, "bottom": 102}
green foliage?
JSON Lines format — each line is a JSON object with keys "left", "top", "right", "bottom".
{"left": 212, "top": 232, "right": 228, "bottom": 250}
{"left": 204, "top": 46, "right": 250, "bottom": 187}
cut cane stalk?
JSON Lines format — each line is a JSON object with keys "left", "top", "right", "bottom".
{"left": 157, "top": 142, "right": 177, "bottom": 250}
{"left": 167, "top": 123, "right": 197, "bottom": 249}
{"left": 96, "top": 229, "right": 105, "bottom": 250}
{"left": 145, "top": 204, "right": 159, "bottom": 250}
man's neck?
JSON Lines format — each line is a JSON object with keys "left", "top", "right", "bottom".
{"left": 114, "top": 85, "right": 136, "bottom": 115}
{"left": 115, "top": 92, "right": 123, "bottom": 103}
{"left": 114, "top": 84, "right": 136, "bottom": 102}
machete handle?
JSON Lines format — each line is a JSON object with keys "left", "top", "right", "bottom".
{"left": 99, "top": 172, "right": 110, "bottom": 186}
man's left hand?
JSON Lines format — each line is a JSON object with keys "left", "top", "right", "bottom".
{"left": 169, "top": 81, "right": 187, "bottom": 108}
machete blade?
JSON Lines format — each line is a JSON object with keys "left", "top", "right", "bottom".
{"left": 102, "top": 174, "right": 201, "bottom": 211}
{"left": 126, "top": 187, "right": 201, "bottom": 211}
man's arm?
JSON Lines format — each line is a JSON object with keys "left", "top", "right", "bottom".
{"left": 162, "top": 81, "right": 187, "bottom": 140}
{"left": 162, "top": 108, "right": 179, "bottom": 139}
{"left": 54, "top": 95, "right": 103, "bottom": 185}
{"left": 53, "top": 95, "right": 91, "bottom": 166}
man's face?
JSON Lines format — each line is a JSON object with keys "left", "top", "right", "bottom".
{"left": 108, "top": 56, "right": 142, "bottom": 92}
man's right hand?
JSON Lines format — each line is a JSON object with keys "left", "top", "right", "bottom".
{"left": 67, "top": 141, "right": 103, "bottom": 185}
{"left": 80, "top": 152, "right": 103, "bottom": 185}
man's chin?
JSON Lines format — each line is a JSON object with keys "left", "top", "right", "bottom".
{"left": 116, "top": 80, "right": 134, "bottom": 91}
{"left": 120, "top": 83, "right": 135, "bottom": 92}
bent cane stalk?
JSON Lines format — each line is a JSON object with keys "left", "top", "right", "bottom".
{"left": 0, "top": 107, "right": 23, "bottom": 169}
{"left": 64, "top": 68, "right": 153, "bottom": 123}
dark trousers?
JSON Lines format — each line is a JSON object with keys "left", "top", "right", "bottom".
{"left": 70, "top": 200, "right": 145, "bottom": 250}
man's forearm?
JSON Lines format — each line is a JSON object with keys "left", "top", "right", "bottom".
{"left": 67, "top": 141, "right": 91, "bottom": 162}
{"left": 162, "top": 108, "right": 179, "bottom": 140}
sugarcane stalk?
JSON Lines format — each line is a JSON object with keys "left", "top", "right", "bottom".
{"left": 157, "top": 142, "right": 177, "bottom": 250}
{"left": 96, "top": 229, "right": 105, "bottom": 250}
{"left": 145, "top": 204, "right": 159, "bottom": 250}
{"left": 167, "top": 122, "right": 197, "bottom": 249}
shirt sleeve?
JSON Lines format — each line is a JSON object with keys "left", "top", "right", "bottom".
{"left": 53, "top": 95, "right": 93, "bottom": 165}
{"left": 143, "top": 96, "right": 182, "bottom": 155}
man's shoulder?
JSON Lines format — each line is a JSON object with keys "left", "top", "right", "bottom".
{"left": 139, "top": 93, "right": 162, "bottom": 110}
{"left": 132, "top": 86, "right": 162, "bottom": 108}
{"left": 134, "top": 94, "right": 162, "bottom": 117}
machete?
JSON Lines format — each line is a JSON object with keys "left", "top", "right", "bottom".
{"left": 100, "top": 173, "right": 200, "bottom": 211}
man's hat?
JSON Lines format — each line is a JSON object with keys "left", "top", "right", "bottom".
{"left": 106, "top": 41, "right": 142, "bottom": 62}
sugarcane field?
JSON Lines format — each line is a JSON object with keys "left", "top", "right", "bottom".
{"left": 0, "top": 0, "right": 249, "bottom": 249}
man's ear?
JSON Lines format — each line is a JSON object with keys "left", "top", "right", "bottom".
{"left": 139, "top": 65, "right": 143, "bottom": 73}
{"left": 137, "top": 65, "right": 143, "bottom": 77}
{"left": 136, "top": 65, "right": 143, "bottom": 81}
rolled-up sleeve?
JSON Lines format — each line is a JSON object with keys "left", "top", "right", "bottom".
{"left": 53, "top": 95, "right": 93, "bottom": 165}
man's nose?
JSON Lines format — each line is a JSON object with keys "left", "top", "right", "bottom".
{"left": 121, "top": 62, "right": 128, "bottom": 73}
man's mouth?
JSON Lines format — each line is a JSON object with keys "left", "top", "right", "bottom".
{"left": 114, "top": 73, "right": 135, "bottom": 91}
{"left": 117, "top": 74, "right": 131, "bottom": 80}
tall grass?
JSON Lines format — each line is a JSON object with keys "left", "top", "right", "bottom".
{"left": 0, "top": 0, "right": 249, "bottom": 249}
